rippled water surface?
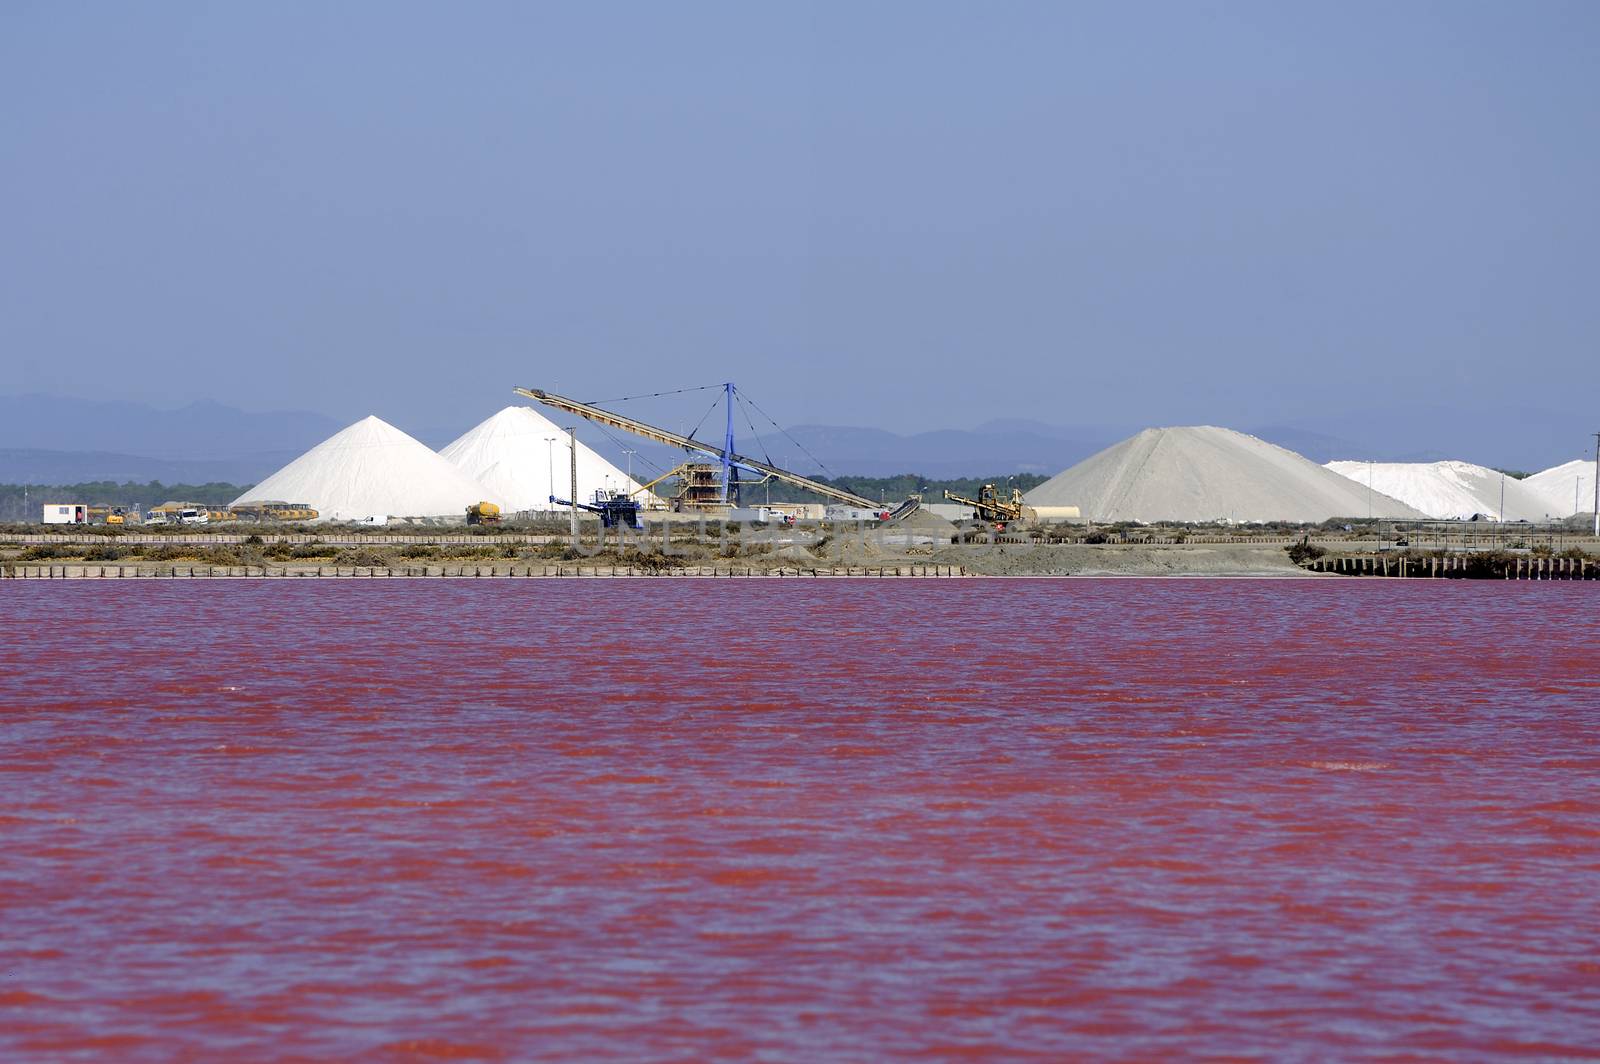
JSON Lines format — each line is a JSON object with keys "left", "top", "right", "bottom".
{"left": 3, "top": 579, "right": 1598, "bottom": 1062}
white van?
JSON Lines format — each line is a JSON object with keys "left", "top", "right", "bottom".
{"left": 177, "top": 508, "right": 210, "bottom": 525}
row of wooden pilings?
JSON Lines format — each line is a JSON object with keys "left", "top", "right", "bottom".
{"left": 2, "top": 563, "right": 966, "bottom": 579}
{"left": 1310, "top": 555, "right": 1597, "bottom": 579}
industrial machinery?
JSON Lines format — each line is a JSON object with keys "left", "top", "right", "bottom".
{"left": 626, "top": 461, "right": 745, "bottom": 513}
{"left": 466, "top": 501, "right": 502, "bottom": 525}
{"left": 944, "top": 484, "right": 1082, "bottom": 528}
{"left": 944, "top": 484, "right": 1026, "bottom": 524}
{"left": 514, "top": 384, "right": 920, "bottom": 520}
{"left": 550, "top": 490, "right": 641, "bottom": 529}
{"left": 82, "top": 505, "right": 130, "bottom": 525}
{"left": 229, "top": 502, "right": 320, "bottom": 522}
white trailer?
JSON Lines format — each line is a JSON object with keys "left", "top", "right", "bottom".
{"left": 729, "top": 506, "right": 796, "bottom": 525}
{"left": 43, "top": 503, "right": 87, "bottom": 525}
{"left": 825, "top": 505, "right": 891, "bottom": 522}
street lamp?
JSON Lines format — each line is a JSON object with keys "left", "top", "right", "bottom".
{"left": 1593, "top": 431, "right": 1600, "bottom": 539}
{"left": 544, "top": 437, "right": 557, "bottom": 510}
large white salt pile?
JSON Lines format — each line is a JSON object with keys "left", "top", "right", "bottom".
{"left": 1325, "top": 460, "right": 1553, "bottom": 522}
{"left": 440, "top": 406, "right": 643, "bottom": 512}
{"left": 1522, "top": 459, "right": 1597, "bottom": 519}
{"left": 233, "top": 415, "right": 497, "bottom": 521}
{"left": 1026, "top": 426, "right": 1424, "bottom": 523}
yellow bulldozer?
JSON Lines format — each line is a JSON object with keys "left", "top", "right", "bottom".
{"left": 943, "top": 484, "right": 1081, "bottom": 528}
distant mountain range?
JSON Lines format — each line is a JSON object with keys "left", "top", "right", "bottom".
{"left": 765, "top": 420, "right": 1126, "bottom": 478}
{"left": 0, "top": 393, "right": 342, "bottom": 458}
{"left": 0, "top": 449, "right": 271, "bottom": 486}
{"left": 0, "top": 392, "right": 1588, "bottom": 485}
{"left": 0, "top": 394, "right": 341, "bottom": 484}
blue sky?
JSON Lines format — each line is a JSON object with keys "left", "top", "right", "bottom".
{"left": 3, "top": 1, "right": 1596, "bottom": 449}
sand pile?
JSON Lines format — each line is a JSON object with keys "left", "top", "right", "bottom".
{"left": 440, "top": 407, "right": 642, "bottom": 512}
{"left": 1523, "top": 459, "right": 1597, "bottom": 519}
{"left": 1026, "top": 426, "right": 1423, "bottom": 523}
{"left": 233, "top": 415, "right": 495, "bottom": 521}
{"left": 1325, "top": 460, "right": 1553, "bottom": 521}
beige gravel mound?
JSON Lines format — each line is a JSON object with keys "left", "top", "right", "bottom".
{"left": 1026, "top": 426, "right": 1424, "bottom": 524}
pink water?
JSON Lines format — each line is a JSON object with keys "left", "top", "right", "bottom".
{"left": 2, "top": 580, "right": 1598, "bottom": 1062}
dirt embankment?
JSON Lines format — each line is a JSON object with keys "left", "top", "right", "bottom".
{"left": 934, "top": 542, "right": 1312, "bottom": 577}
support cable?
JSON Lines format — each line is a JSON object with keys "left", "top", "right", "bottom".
{"left": 683, "top": 393, "right": 724, "bottom": 445}
{"left": 740, "top": 392, "right": 835, "bottom": 478}
{"left": 586, "top": 383, "right": 724, "bottom": 406}
{"left": 587, "top": 419, "right": 673, "bottom": 481}
{"left": 734, "top": 393, "right": 776, "bottom": 467}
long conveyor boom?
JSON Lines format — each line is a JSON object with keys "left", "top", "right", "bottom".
{"left": 513, "top": 387, "right": 880, "bottom": 509}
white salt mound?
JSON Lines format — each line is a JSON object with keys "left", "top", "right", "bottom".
{"left": 439, "top": 406, "right": 643, "bottom": 513}
{"left": 1026, "top": 426, "right": 1424, "bottom": 523}
{"left": 1522, "top": 459, "right": 1597, "bottom": 519}
{"left": 233, "top": 415, "right": 497, "bottom": 521}
{"left": 1325, "top": 460, "right": 1553, "bottom": 522}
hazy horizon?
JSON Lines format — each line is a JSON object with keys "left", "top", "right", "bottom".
{"left": 4, "top": 2, "right": 1597, "bottom": 461}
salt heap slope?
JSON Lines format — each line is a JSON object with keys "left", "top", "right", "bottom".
{"left": 1325, "top": 460, "right": 1553, "bottom": 522}
{"left": 233, "top": 415, "right": 497, "bottom": 521}
{"left": 1523, "top": 459, "right": 1596, "bottom": 519}
{"left": 1026, "top": 426, "right": 1423, "bottom": 523}
{"left": 440, "top": 406, "right": 642, "bottom": 512}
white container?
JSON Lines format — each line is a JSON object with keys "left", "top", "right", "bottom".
{"left": 729, "top": 506, "right": 795, "bottom": 525}
{"left": 825, "top": 505, "right": 890, "bottom": 522}
{"left": 43, "top": 503, "right": 86, "bottom": 524}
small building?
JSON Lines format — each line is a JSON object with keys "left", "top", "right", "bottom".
{"left": 729, "top": 506, "right": 795, "bottom": 525}
{"left": 43, "top": 503, "right": 87, "bottom": 524}
{"left": 825, "top": 504, "right": 891, "bottom": 522}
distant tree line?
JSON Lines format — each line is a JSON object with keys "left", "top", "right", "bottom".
{"left": 0, "top": 473, "right": 1050, "bottom": 521}
{"left": 0, "top": 481, "right": 251, "bottom": 522}
{"left": 746, "top": 472, "right": 1050, "bottom": 505}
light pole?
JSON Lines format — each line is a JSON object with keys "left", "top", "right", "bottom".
{"left": 568, "top": 426, "right": 579, "bottom": 544}
{"left": 622, "top": 450, "right": 636, "bottom": 488}
{"left": 1367, "top": 460, "right": 1373, "bottom": 521}
{"left": 1592, "top": 432, "right": 1599, "bottom": 538}
{"left": 544, "top": 437, "right": 556, "bottom": 511}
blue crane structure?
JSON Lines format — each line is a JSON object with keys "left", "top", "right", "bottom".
{"left": 512, "top": 383, "right": 911, "bottom": 515}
